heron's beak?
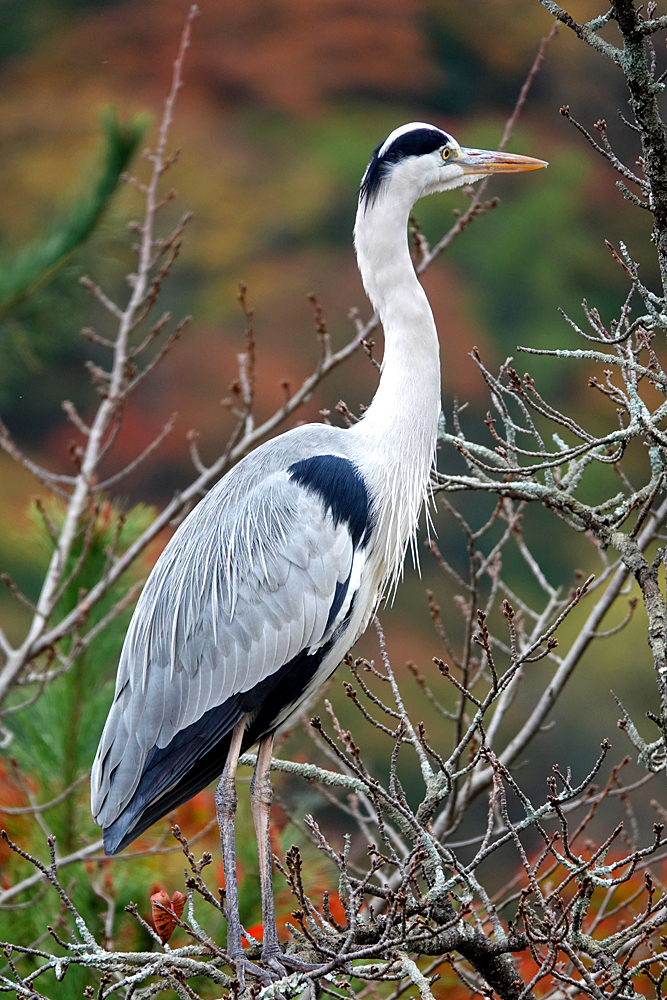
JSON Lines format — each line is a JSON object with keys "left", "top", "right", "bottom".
{"left": 456, "top": 148, "right": 548, "bottom": 174}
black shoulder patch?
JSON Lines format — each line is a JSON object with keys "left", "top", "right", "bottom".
{"left": 360, "top": 127, "right": 448, "bottom": 208}
{"left": 288, "top": 454, "right": 371, "bottom": 547}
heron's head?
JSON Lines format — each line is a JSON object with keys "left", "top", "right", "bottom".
{"left": 359, "top": 122, "right": 547, "bottom": 211}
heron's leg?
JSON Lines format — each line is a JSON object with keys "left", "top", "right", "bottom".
{"left": 250, "top": 734, "right": 283, "bottom": 968}
{"left": 216, "top": 715, "right": 263, "bottom": 986}
{"left": 250, "top": 735, "right": 319, "bottom": 975}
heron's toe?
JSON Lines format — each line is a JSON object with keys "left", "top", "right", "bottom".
{"left": 264, "top": 949, "right": 321, "bottom": 974}
{"left": 233, "top": 954, "right": 274, "bottom": 990}
{"left": 263, "top": 951, "right": 288, "bottom": 979}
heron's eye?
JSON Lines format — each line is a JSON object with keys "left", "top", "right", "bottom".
{"left": 441, "top": 148, "right": 451, "bottom": 160}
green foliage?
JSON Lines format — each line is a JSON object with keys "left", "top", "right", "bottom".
{"left": 0, "top": 107, "right": 148, "bottom": 442}
{"left": 0, "top": 108, "right": 148, "bottom": 320}
{"left": 6, "top": 502, "right": 154, "bottom": 846}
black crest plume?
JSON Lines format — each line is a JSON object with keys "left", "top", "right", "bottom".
{"left": 359, "top": 127, "right": 448, "bottom": 208}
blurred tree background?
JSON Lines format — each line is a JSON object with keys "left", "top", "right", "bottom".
{"left": 0, "top": 0, "right": 653, "bottom": 727}
{"left": 0, "top": 3, "right": 662, "bottom": 991}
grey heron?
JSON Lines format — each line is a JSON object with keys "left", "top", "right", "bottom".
{"left": 91, "top": 122, "right": 545, "bottom": 979}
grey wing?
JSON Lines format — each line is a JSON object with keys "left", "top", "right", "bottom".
{"left": 91, "top": 469, "right": 358, "bottom": 830}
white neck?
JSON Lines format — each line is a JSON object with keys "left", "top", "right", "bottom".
{"left": 351, "top": 185, "right": 442, "bottom": 584}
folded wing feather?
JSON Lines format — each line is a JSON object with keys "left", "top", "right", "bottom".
{"left": 91, "top": 468, "right": 356, "bottom": 830}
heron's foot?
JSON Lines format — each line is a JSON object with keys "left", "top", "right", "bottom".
{"left": 263, "top": 950, "right": 288, "bottom": 980}
{"left": 231, "top": 950, "right": 315, "bottom": 991}
{"left": 232, "top": 954, "right": 274, "bottom": 990}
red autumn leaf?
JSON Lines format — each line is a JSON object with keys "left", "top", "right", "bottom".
{"left": 150, "top": 889, "right": 182, "bottom": 944}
